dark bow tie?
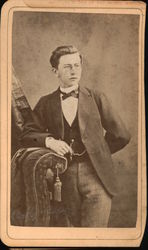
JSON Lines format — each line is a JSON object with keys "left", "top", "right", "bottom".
{"left": 60, "top": 89, "right": 79, "bottom": 100}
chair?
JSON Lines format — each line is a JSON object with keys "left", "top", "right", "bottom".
{"left": 11, "top": 67, "right": 69, "bottom": 227}
{"left": 11, "top": 147, "right": 69, "bottom": 226}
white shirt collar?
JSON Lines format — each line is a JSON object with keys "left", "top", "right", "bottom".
{"left": 60, "top": 84, "right": 78, "bottom": 94}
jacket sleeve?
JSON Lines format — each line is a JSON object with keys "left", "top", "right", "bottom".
{"left": 19, "top": 96, "right": 53, "bottom": 147}
{"left": 93, "top": 91, "right": 131, "bottom": 154}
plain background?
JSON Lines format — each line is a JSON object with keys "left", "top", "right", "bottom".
{"left": 12, "top": 11, "right": 139, "bottom": 227}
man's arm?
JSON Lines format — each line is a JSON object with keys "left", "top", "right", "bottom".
{"left": 93, "top": 91, "right": 131, "bottom": 154}
{"left": 19, "top": 96, "right": 72, "bottom": 156}
{"left": 20, "top": 96, "right": 53, "bottom": 147}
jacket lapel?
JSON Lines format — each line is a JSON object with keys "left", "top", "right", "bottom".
{"left": 50, "top": 88, "right": 64, "bottom": 139}
{"left": 78, "top": 86, "right": 92, "bottom": 137}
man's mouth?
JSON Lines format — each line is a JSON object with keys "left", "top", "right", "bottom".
{"left": 70, "top": 77, "right": 77, "bottom": 80}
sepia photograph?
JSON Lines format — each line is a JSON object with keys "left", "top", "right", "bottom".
{"left": 0, "top": 0, "right": 146, "bottom": 247}
{"left": 11, "top": 8, "right": 138, "bottom": 229}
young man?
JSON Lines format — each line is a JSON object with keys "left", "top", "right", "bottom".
{"left": 21, "top": 45, "right": 131, "bottom": 227}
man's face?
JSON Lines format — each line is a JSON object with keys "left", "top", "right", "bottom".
{"left": 55, "top": 52, "right": 82, "bottom": 88}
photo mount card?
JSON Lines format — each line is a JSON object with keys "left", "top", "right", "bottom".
{"left": 0, "top": 0, "right": 146, "bottom": 247}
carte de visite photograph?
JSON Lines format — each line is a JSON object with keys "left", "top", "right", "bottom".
{"left": 0, "top": 0, "right": 146, "bottom": 247}
{"left": 11, "top": 10, "right": 138, "bottom": 228}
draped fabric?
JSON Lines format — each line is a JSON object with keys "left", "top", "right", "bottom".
{"left": 12, "top": 66, "right": 32, "bottom": 131}
{"left": 11, "top": 66, "right": 34, "bottom": 155}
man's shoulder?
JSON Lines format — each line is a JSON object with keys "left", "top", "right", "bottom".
{"left": 81, "top": 86, "right": 104, "bottom": 98}
{"left": 38, "top": 88, "right": 59, "bottom": 101}
{"left": 80, "top": 87, "right": 110, "bottom": 109}
{"left": 34, "top": 88, "right": 59, "bottom": 109}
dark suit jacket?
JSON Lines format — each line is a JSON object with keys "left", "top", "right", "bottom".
{"left": 20, "top": 86, "right": 131, "bottom": 196}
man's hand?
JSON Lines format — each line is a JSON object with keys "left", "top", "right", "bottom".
{"left": 45, "top": 137, "right": 72, "bottom": 156}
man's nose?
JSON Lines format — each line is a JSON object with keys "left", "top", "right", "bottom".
{"left": 70, "top": 66, "right": 75, "bottom": 74}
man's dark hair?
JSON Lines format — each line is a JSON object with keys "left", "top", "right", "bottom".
{"left": 50, "top": 45, "right": 82, "bottom": 69}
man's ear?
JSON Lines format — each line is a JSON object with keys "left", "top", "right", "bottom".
{"left": 51, "top": 67, "right": 56, "bottom": 73}
{"left": 51, "top": 67, "right": 59, "bottom": 77}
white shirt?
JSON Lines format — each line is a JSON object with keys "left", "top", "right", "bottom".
{"left": 60, "top": 84, "right": 78, "bottom": 126}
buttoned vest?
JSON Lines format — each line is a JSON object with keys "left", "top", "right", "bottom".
{"left": 63, "top": 113, "right": 85, "bottom": 154}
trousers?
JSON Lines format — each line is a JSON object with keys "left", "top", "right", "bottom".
{"left": 61, "top": 158, "right": 112, "bottom": 227}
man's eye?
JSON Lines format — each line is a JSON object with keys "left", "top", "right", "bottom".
{"left": 75, "top": 64, "right": 80, "bottom": 67}
{"left": 64, "top": 65, "right": 71, "bottom": 69}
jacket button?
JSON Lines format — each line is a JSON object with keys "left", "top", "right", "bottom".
{"left": 83, "top": 134, "right": 87, "bottom": 140}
